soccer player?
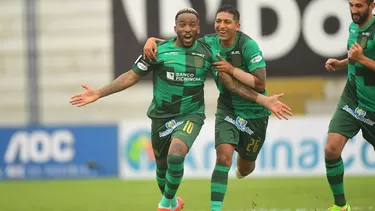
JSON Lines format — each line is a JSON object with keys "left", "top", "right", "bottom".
{"left": 70, "top": 7, "right": 291, "bottom": 211}
{"left": 324, "top": 0, "right": 375, "bottom": 210}
{"left": 143, "top": 5, "right": 290, "bottom": 211}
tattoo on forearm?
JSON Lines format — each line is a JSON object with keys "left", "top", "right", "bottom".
{"left": 248, "top": 67, "right": 266, "bottom": 91}
{"left": 251, "top": 68, "right": 266, "bottom": 82}
{"left": 98, "top": 71, "right": 131, "bottom": 98}
{"left": 218, "top": 72, "right": 259, "bottom": 102}
{"left": 233, "top": 78, "right": 259, "bottom": 101}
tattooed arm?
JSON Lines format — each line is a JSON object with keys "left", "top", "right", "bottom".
{"left": 97, "top": 70, "right": 142, "bottom": 98}
{"left": 217, "top": 72, "right": 293, "bottom": 120}
{"left": 213, "top": 54, "right": 266, "bottom": 91}
{"left": 229, "top": 67, "right": 266, "bottom": 92}
{"left": 69, "top": 69, "right": 142, "bottom": 107}
{"left": 218, "top": 72, "right": 264, "bottom": 103}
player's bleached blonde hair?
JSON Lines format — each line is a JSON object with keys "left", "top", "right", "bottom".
{"left": 175, "top": 8, "right": 200, "bottom": 21}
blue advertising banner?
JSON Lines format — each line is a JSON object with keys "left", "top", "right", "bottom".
{"left": 0, "top": 125, "right": 118, "bottom": 180}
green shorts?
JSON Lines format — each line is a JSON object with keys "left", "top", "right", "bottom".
{"left": 329, "top": 97, "right": 375, "bottom": 147}
{"left": 151, "top": 113, "right": 204, "bottom": 159}
{"left": 215, "top": 108, "right": 269, "bottom": 161}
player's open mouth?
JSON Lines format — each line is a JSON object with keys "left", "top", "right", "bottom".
{"left": 184, "top": 34, "right": 193, "bottom": 42}
{"left": 219, "top": 30, "right": 227, "bottom": 35}
{"left": 352, "top": 14, "right": 360, "bottom": 20}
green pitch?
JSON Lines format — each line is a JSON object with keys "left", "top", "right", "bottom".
{"left": 0, "top": 177, "right": 373, "bottom": 211}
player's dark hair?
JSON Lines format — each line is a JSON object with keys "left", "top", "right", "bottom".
{"left": 366, "top": 0, "right": 374, "bottom": 4}
{"left": 175, "top": 8, "right": 200, "bottom": 21}
{"left": 216, "top": 4, "right": 240, "bottom": 22}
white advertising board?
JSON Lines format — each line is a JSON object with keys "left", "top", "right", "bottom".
{"left": 119, "top": 117, "right": 375, "bottom": 179}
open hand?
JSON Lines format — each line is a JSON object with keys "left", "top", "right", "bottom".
{"left": 263, "top": 93, "right": 293, "bottom": 120}
{"left": 69, "top": 84, "right": 100, "bottom": 107}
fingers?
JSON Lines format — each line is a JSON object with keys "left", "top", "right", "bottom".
{"left": 144, "top": 49, "right": 156, "bottom": 60}
{"left": 70, "top": 93, "right": 82, "bottom": 100}
{"left": 279, "top": 102, "right": 292, "bottom": 113}
{"left": 77, "top": 102, "right": 87, "bottom": 107}
{"left": 282, "top": 106, "right": 293, "bottom": 116}
{"left": 271, "top": 101, "right": 293, "bottom": 120}
{"left": 69, "top": 96, "right": 83, "bottom": 105}
{"left": 325, "top": 64, "right": 334, "bottom": 71}
{"left": 216, "top": 53, "right": 225, "bottom": 61}
{"left": 325, "top": 59, "right": 333, "bottom": 65}
{"left": 273, "top": 110, "right": 289, "bottom": 120}
{"left": 273, "top": 112, "right": 282, "bottom": 120}
{"left": 81, "top": 84, "right": 89, "bottom": 90}
{"left": 213, "top": 61, "right": 225, "bottom": 65}
{"left": 354, "top": 42, "right": 362, "bottom": 49}
{"left": 351, "top": 42, "right": 362, "bottom": 52}
{"left": 145, "top": 48, "right": 156, "bottom": 60}
{"left": 69, "top": 96, "right": 88, "bottom": 107}
{"left": 212, "top": 62, "right": 225, "bottom": 71}
{"left": 70, "top": 93, "right": 82, "bottom": 103}
{"left": 69, "top": 93, "right": 87, "bottom": 107}
{"left": 275, "top": 93, "right": 284, "bottom": 99}
{"left": 279, "top": 112, "right": 289, "bottom": 120}
{"left": 143, "top": 43, "right": 157, "bottom": 60}
{"left": 151, "top": 48, "right": 158, "bottom": 60}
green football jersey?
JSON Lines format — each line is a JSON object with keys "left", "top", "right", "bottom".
{"left": 347, "top": 16, "right": 375, "bottom": 112}
{"left": 201, "top": 31, "right": 271, "bottom": 119}
{"left": 132, "top": 38, "right": 219, "bottom": 119}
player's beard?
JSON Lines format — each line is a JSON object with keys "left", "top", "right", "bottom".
{"left": 351, "top": 10, "right": 370, "bottom": 25}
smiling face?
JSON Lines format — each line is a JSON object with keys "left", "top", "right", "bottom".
{"left": 214, "top": 11, "right": 240, "bottom": 47}
{"left": 174, "top": 13, "right": 200, "bottom": 48}
{"left": 349, "top": 0, "right": 375, "bottom": 27}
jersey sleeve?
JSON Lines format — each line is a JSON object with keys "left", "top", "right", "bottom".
{"left": 132, "top": 54, "right": 154, "bottom": 76}
{"left": 242, "top": 39, "right": 266, "bottom": 72}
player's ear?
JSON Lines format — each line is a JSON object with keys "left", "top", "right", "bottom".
{"left": 236, "top": 22, "right": 240, "bottom": 31}
{"left": 174, "top": 26, "right": 177, "bottom": 34}
{"left": 197, "top": 26, "right": 200, "bottom": 34}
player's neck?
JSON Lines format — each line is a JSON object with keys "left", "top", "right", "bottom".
{"left": 220, "top": 38, "right": 235, "bottom": 49}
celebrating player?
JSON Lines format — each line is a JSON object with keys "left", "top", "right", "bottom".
{"left": 143, "top": 4, "right": 292, "bottom": 211}
{"left": 324, "top": 0, "right": 375, "bottom": 210}
{"left": 70, "top": 7, "right": 291, "bottom": 211}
